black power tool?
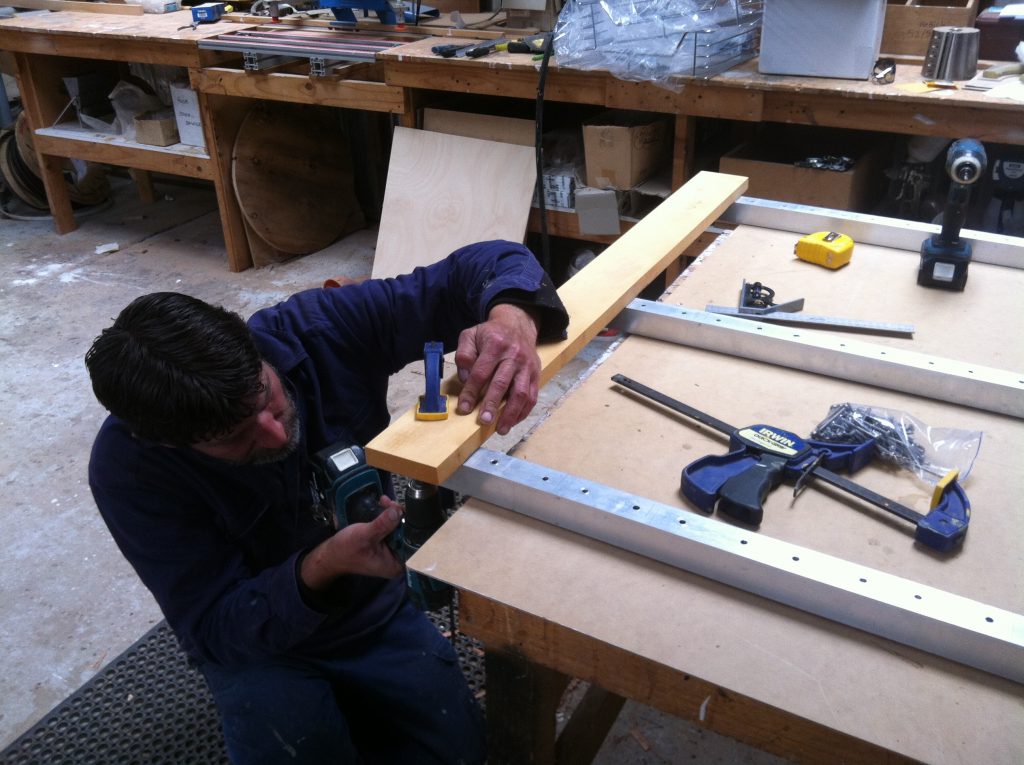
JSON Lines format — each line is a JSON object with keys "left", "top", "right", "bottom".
{"left": 918, "top": 138, "right": 987, "bottom": 291}
{"left": 311, "top": 443, "right": 452, "bottom": 610}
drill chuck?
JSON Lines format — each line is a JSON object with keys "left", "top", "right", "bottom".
{"left": 400, "top": 480, "right": 453, "bottom": 611}
{"left": 946, "top": 138, "right": 986, "bottom": 185}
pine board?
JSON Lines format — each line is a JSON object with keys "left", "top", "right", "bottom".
{"left": 364, "top": 171, "right": 748, "bottom": 483}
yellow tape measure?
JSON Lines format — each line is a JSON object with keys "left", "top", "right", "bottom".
{"left": 795, "top": 231, "right": 854, "bottom": 270}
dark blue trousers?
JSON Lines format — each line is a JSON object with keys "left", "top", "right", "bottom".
{"left": 199, "top": 599, "right": 486, "bottom": 765}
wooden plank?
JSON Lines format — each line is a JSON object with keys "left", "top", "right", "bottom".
{"left": 526, "top": 207, "right": 631, "bottom": 245}
{"left": 196, "top": 91, "right": 254, "bottom": 272}
{"left": 482, "top": 649, "right": 567, "bottom": 764}
{"left": 0, "top": 0, "right": 143, "bottom": 15}
{"left": 371, "top": 127, "right": 536, "bottom": 278}
{"left": 760, "top": 91, "right": 1024, "bottom": 144}
{"left": 0, "top": 11, "right": 240, "bottom": 66}
{"left": 459, "top": 590, "right": 915, "bottom": 765}
{"left": 554, "top": 684, "right": 626, "bottom": 765}
{"left": 33, "top": 129, "right": 215, "bottom": 179}
{"left": 364, "top": 170, "right": 747, "bottom": 484}
{"left": 191, "top": 66, "right": 405, "bottom": 113}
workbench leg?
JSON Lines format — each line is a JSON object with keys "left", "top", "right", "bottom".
{"left": 671, "top": 114, "right": 696, "bottom": 190}
{"left": 13, "top": 53, "right": 77, "bottom": 233}
{"left": 196, "top": 90, "right": 254, "bottom": 272}
{"left": 555, "top": 684, "right": 626, "bottom": 765}
{"left": 484, "top": 650, "right": 568, "bottom": 765}
{"left": 130, "top": 169, "right": 157, "bottom": 204}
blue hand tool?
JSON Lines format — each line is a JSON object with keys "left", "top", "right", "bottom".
{"left": 611, "top": 374, "right": 970, "bottom": 552}
{"left": 415, "top": 341, "right": 449, "bottom": 420}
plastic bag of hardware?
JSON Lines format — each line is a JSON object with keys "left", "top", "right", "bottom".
{"left": 811, "top": 403, "right": 982, "bottom": 485}
{"left": 552, "top": 0, "right": 764, "bottom": 90}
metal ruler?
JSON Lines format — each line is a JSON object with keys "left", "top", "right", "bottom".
{"left": 704, "top": 304, "right": 916, "bottom": 337}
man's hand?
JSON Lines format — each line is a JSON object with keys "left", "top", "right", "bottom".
{"left": 454, "top": 303, "right": 541, "bottom": 436}
{"left": 300, "top": 497, "right": 404, "bottom": 591}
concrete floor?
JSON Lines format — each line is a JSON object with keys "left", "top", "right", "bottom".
{"left": 0, "top": 177, "right": 788, "bottom": 764}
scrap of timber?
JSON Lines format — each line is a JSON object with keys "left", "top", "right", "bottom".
{"left": 0, "top": 0, "right": 143, "bottom": 15}
{"left": 364, "top": 171, "right": 749, "bottom": 484}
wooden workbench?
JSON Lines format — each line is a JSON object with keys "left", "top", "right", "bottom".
{"left": 0, "top": 11, "right": 259, "bottom": 268}
{"left": 4, "top": 13, "right": 1023, "bottom": 270}
{"left": 380, "top": 38, "right": 1024, "bottom": 240}
{"left": 412, "top": 223, "right": 1024, "bottom": 763}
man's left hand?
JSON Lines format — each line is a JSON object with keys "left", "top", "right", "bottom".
{"left": 454, "top": 304, "right": 540, "bottom": 435}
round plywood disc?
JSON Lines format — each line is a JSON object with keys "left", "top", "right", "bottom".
{"left": 13, "top": 113, "right": 110, "bottom": 207}
{"left": 14, "top": 112, "right": 42, "bottom": 178}
{"left": 1, "top": 132, "right": 48, "bottom": 210}
{"left": 231, "top": 102, "right": 365, "bottom": 256}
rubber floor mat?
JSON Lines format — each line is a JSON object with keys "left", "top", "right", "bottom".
{"left": 2, "top": 608, "right": 484, "bottom": 765}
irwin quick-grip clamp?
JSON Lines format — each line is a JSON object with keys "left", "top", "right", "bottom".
{"left": 611, "top": 374, "right": 970, "bottom": 553}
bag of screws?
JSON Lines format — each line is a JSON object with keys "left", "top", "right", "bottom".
{"left": 811, "top": 403, "right": 982, "bottom": 485}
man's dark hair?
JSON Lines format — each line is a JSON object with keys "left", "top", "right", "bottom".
{"left": 85, "top": 292, "right": 265, "bottom": 446}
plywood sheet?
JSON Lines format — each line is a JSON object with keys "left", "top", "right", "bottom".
{"left": 370, "top": 127, "right": 536, "bottom": 278}
{"left": 411, "top": 224, "right": 1024, "bottom": 764}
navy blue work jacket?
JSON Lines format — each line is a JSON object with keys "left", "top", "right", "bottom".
{"left": 88, "top": 241, "right": 568, "bottom": 667}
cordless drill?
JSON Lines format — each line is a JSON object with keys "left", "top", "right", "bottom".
{"left": 310, "top": 443, "right": 452, "bottom": 610}
{"left": 918, "top": 138, "right": 987, "bottom": 291}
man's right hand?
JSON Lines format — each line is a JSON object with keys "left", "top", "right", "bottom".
{"left": 300, "top": 497, "right": 404, "bottom": 591}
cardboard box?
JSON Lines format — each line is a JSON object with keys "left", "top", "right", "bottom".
{"left": 881, "top": 0, "right": 978, "bottom": 57}
{"left": 759, "top": 0, "right": 887, "bottom": 80}
{"left": 534, "top": 169, "right": 577, "bottom": 210}
{"left": 719, "top": 133, "right": 887, "bottom": 212}
{"left": 975, "top": 8, "right": 1024, "bottom": 62}
{"left": 134, "top": 111, "right": 179, "bottom": 147}
{"left": 422, "top": 108, "right": 534, "bottom": 146}
{"left": 169, "top": 82, "right": 206, "bottom": 149}
{"left": 582, "top": 111, "right": 670, "bottom": 190}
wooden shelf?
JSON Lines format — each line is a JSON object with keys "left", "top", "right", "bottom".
{"left": 528, "top": 206, "right": 636, "bottom": 244}
{"left": 34, "top": 123, "right": 215, "bottom": 180}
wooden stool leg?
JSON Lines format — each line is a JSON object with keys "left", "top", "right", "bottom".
{"left": 130, "top": 169, "right": 157, "bottom": 204}
{"left": 484, "top": 650, "right": 568, "bottom": 765}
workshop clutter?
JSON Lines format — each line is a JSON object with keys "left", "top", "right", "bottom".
{"left": 0, "top": 112, "right": 110, "bottom": 213}
{"left": 758, "top": 0, "right": 886, "bottom": 80}
{"left": 719, "top": 126, "right": 891, "bottom": 212}
{"left": 554, "top": 0, "right": 763, "bottom": 85}
{"left": 582, "top": 111, "right": 671, "bottom": 190}
{"left": 168, "top": 82, "right": 205, "bottom": 149}
{"left": 881, "top": 0, "right": 979, "bottom": 57}
{"left": 133, "top": 111, "right": 179, "bottom": 147}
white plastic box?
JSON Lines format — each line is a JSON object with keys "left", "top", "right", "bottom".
{"left": 758, "top": 0, "right": 886, "bottom": 80}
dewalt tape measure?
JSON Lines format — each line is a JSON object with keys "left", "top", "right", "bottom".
{"left": 794, "top": 231, "right": 854, "bottom": 270}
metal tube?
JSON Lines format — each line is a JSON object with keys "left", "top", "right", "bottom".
{"left": 445, "top": 449, "right": 1024, "bottom": 684}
